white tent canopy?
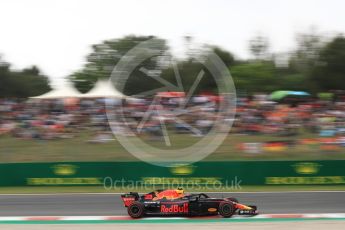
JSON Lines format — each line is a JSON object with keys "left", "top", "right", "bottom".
{"left": 80, "top": 80, "right": 127, "bottom": 98}
{"left": 30, "top": 82, "right": 82, "bottom": 99}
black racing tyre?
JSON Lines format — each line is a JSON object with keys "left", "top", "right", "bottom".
{"left": 127, "top": 201, "right": 145, "bottom": 218}
{"left": 227, "top": 197, "right": 239, "bottom": 203}
{"left": 218, "top": 201, "right": 235, "bottom": 218}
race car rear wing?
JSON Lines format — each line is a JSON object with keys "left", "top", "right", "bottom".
{"left": 121, "top": 192, "right": 139, "bottom": 207}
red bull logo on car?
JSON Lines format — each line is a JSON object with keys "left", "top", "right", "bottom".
{"left": 160, "top": 203, "right": 189, "bottom": 213}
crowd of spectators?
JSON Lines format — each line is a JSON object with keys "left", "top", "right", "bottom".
{"left": 234, "top": 97, "right": 345, "bottom": 137}
{"left": 0, "top": 94, "right": 344, "bottom": 143}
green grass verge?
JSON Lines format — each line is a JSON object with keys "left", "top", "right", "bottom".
{"left": 0, "top": 185, "right": 345, "bottom": 194}
{"left": 0, "top": 132, "right": 344, "bottom": 163}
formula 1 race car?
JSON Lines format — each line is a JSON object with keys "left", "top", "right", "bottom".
{"left": 121, "top": 188, "right": 258, "bottom": 218}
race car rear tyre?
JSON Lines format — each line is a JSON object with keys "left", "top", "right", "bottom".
{"left": 218, "top": 201, "right": 235, "bottom": 218}
{"left": 128, "top": 202, "right": 144, "bottom": 218}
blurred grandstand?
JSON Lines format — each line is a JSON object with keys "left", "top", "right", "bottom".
{"left": 0, "top": 85, "right": 344, "bottom": 162}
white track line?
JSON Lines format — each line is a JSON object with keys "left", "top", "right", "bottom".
{"left": 0, "top": 214, "right": 345, "bottom": 221}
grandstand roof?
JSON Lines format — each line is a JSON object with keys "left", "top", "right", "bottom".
{"left": 30, "top": 82, "right": 81, "bottom": 99}
{"left": 80, "top": 79, "right": 127, "bottom": 98}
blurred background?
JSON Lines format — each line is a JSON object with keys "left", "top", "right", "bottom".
{"left": 0, "top": 0, "right": 344, "bottom": 190}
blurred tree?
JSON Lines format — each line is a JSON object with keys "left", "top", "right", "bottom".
{"left": 161, "top": 60, "right": 217, "bottom": 94}
{"left": 22, "top": 65, "right": 40, "bottom": 76}
{"left": 0, "top": 56, "right": 11, "bottom": 97}
{"left": 71, "top": 36, "right": 237, "bottom": 96}
{"left": 211, "top": 46, "right": 235, "bottom": 67}
{"left": 70, "top": 35, "right": 170, "bottom": 95}
{"left": 230, "top": 61, "right": 278, "bottom": 93}
{"left": 290, "top": 31, "right": 323, "bottom": 73}
{"left": 0, "top": 56, "right": 50, "bottom": 98}
{"left": 287, "top": 29, "right": 325, "bottom": 92}
{"left": 311, "top": 35, "right": 345, "bottom": 90}
{"left": 160, "top": 45, "right": 234, "bottom": 94}
{"left": 249, "top": 35, "right": 270, "bottom": 60}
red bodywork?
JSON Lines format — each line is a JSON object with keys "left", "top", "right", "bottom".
{"left": 153, "top": 189, "right": 184, "bottom": 200}
{"left": 121, "top": 196, "right": 136, "bottom": 207}
{"left": 121, "top": 189, "right": 184, "bottom": 207}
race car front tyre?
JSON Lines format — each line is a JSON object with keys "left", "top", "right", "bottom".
{"left": 226, "top": 197, "right": 239, "bottom": 211}
{"left": 218, "top": 201, "right": 235, "bottom": 218}
{"left": 127, "top": 201, "right": 144, "bottom": 218}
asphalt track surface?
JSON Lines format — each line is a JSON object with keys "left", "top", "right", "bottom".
{"left": 0, "top": 191, "right": 344, "bottom": 216}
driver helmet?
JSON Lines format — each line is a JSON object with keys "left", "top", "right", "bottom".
{"left": 176, "top": 187, "right": 184, "bottom": 195}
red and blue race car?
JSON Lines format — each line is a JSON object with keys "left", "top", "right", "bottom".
{"left": 121, "top": 188, "right": 258, "bottom": 218}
